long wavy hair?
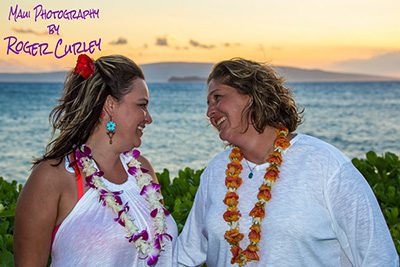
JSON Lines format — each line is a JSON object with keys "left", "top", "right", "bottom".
{"left": 34, "top": 55, "right": 144, "bottom": 166}
{"left": 207, "top": 58, "right": 303, "bottom": 133}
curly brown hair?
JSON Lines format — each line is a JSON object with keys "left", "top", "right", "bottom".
{"left": 34, "top": 55, "right": 144, "bottom": 166}
{"left": 207, "top": 58, "right": 303, "bottom": 133}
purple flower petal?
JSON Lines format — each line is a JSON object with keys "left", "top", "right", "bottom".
{"left": 141, "top": 167, "right": 149, "bottom": 173}
{"left": 114, "top": 202, "right": 129, "bottom": 226}
{"left": 161, "top": 233, "right": 173, "bottom": 241}
{"left": 151, "top": 183, "right": 161, "bottom": 191}
{"left": 128, "top": 166, "right": 138, "bottom": 176}
{"left": 132, "top": 149, "right": 140, "bottom": 159}
{"left": 140, "top": 185, "right": 148, "bottom": 195}
{"left": 163, "top": 207, "right": 171, "bottom": 216}
{"left": 150, "top": 208, "right": 158, "bottom": 218}
{"left": 82, "top": 145, "right": 92, "bottom": 156}
{"left": 154, "top": 236, "right": 162, "bottom": 250}
{"left": 129, "top": 230, "right": 149, "bottom": 243}
{"left": 85, "top": 176, "right": 95, "bottom": 188}
{"left": 147, "top": 254, "right": 159, "bottom": 266}
{"left": 114, "top": 195, "right": 123, "bottom": 205}
{"left": 141, "top": 230, "right": 149, "bottom": 241}
{"left": 99, "top": 189, "right": 108, "bottom": 194}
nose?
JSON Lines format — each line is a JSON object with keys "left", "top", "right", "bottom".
{"left": 145, "top": 111, "right": 153, "bottom": 125}
{"left": 206, "top": 102, "right": 215, "bottom": 119}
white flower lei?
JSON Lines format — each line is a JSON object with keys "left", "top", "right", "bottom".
{"left": 75, "top": 145, "right": 172, "bottom": 266}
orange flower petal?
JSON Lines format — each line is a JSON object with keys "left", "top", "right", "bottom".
{"left": 223, "top": 210, "right": 241, "bottom": 222}
{"left": 249, "top": 205, "right": 265, "bottom": 219}
{"left": 257, "top": 189, "right": 271, "bottom": 201}
{"left": 250, "top": 224, "right": 261, "bottom": 233}
{"left": 248, "top": 229, "right": 261, "bottom": 243}
{"left": 225, "top": 228, "right": 245, "bottom": 245}
{"left": 242, "top": 248, "right": 260, "bottom": 261}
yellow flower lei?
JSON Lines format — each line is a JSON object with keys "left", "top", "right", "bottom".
{"left": 223, "top": 128, "right": 290, "bottom": 266}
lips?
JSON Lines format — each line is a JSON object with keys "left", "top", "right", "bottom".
{"left": 137, "top": 125, "right": 145, "bottom": 135}
{"left": 213, "top": 116, "right": 227, "bottom": 130}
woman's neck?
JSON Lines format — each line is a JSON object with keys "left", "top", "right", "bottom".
{"left": 236, "top": 126, "right": 278, "bottom": 164}
{"left": 85, "top": 132, "right": 121, "bottom": 169}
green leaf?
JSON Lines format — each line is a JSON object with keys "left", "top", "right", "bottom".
{"left": 0, "top": 250, "right": 14, "bottom": 267}
{"left": 366, "top": 151, "right": 378, "bottom": 164}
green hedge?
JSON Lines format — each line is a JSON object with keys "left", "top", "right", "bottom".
{"left": 352, "top": 151, "right": 400, "bottom": 253}
{"left": 0, "top": 178, "right": 22, "bottom": 266}
{"left": 1, "top": 151, "right": 399, "bottom": 265}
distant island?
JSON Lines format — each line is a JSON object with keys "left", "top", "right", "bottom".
{"left": 0, "top": 62, "right": 398, "bottom": 83}
{"left": 168, "top": 76, "right": 207, "bottom": 83}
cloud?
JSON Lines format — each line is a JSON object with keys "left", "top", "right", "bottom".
{"left": 109, "top": 37, "right": 128, "bottom": 45}
{"left": 332, "top": 51, "right": 400, "bottom": 77}
{"left": 189, "top": 39, "right": 215, "bottom": 49}
{"left": 155, "top": 37, "right": 169, "bottom": 46}
{"left": 0, "top": 58, "right": 28, "bottom": 72}
{"left": 12, "top": 27, "right": 46, "bottom": 36}
{"left": 223, "top": 42, "right": 241, "bottom": 47}
{"left": 174, "top": 46, "right": 188, "bottom": 50}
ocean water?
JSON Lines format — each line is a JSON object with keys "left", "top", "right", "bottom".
{"left": 0, "top": 81, "right": 399, "bottom": 183}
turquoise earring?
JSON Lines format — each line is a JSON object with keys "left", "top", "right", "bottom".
{"left": 106, "top": 117, "right": 116, "bottom": 144}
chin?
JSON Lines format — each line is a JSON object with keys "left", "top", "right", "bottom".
{"left": 134, "top": 136, "right": 143, "bottom": 147}
{"left": 220, "top": 131, "right": 242, "bottom": 146}
{"left": 219, "top": 131, "right": 231, "bottom": 143}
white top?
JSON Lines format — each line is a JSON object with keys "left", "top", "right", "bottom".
{"left": 178, "top": 134, "right": 399, "bottom": 267}
{"left": 51, "top": 154, "right": 178, "bottom": 266}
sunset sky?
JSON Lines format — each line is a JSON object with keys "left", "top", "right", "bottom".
{"left": 1, "top": 0, "right": 399, "bottom": 77}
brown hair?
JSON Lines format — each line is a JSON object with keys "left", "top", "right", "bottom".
{"left": 208, "top": 58, "right": 303, "bottom": 133}
{"left": 34, "top": 55, "right": 144, "bottom": 166}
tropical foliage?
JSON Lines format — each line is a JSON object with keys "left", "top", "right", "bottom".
{"left": 352, "top": 151, "right": 400, "bottom": 254}
{"left": 0, "top": 151, "right": 399, "bottom": 266}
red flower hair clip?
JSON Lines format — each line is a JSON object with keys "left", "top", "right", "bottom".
{"left": 74, "top": 54, "right": 94, "bottom": 79}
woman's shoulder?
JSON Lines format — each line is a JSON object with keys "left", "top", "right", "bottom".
{"left": 137, "top": 154, "right": 158, "bottom": 183}
{"left": 201, "top": 148, "right": 232, "bottom": 178}
{"left": 208, "top": 147, "right": 231, "bottom": 166}
{"left": 26, "top": 158, "right": 73, "bottom": 193}
{"left": 291, "top": 133, "right": 351, "bottom": 166}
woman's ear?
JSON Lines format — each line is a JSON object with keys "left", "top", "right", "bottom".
{"left": 103, "top": 95, "right": 117, "bottom": 117}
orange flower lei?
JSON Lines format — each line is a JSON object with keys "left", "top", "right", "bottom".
{"left": 223, "top": 128, "right": 290, "bottom": 266}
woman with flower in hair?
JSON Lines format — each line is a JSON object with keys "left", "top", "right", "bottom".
{"left": 14, "top": 54, "right": 177, "bottom": 266}
{"left": 177, "top": 58, "right": 398, "bottom": 266}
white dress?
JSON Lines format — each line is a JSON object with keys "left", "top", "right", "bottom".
{"left": 51, "top": 154, "right": 178, "bottom": 266}
{"left": 178, "top": 134, "right": 399, "bottom": 267}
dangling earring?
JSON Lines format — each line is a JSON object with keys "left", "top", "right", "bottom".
{"left": 106, "top": 115, "right": 116, "bottom": 144}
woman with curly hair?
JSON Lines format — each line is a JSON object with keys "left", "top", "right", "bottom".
{"left": 178, "top": 58, "right": 398, "bottom": 266}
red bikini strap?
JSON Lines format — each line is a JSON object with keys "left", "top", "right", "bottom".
{"left": 71, "top": 152, "right": 84, "bottom": 200}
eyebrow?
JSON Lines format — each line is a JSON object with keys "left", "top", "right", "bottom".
{"left": 207, "top": 88, "right": 219, "bottom": 98}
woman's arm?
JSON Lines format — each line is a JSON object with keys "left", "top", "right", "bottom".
{"left": 325, "top": 162, "right": 399, "bottom": 266}
{"left": 177, "top": 167, "right": 210, "bottom": 266}
{"left": 14, "top": 161, "right": 62, "bottom": 267}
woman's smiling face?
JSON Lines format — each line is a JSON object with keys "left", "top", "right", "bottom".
{"left": 112, "top": 78, "right": 152, "bottom": 149}
{"left": 207, "top": 79, "right": 251, "bottom": 145}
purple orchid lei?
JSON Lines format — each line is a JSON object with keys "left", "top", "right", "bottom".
{"left": 75, "top": 144, "right": 172, "bottom": 266}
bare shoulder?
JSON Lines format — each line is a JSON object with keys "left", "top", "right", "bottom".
{"left": 14, "top": 158, "right": 73, "bottom": 266}
{"left": 18, "top": 159, "right": 74, "bottom": 211}
{"left": 138, "top": 155, "right": 158, "bottom": 183}
{"left": 24, "top": 159, "right": 70, "bottom": 194}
